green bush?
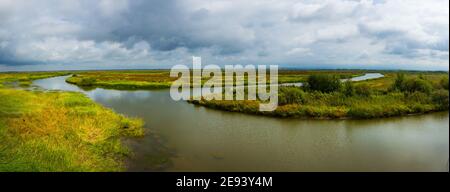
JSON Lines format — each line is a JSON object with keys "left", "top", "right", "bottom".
{"left": 278, "top": 87, "right": 305, "bottom": 105}
{"left": 79, "top": 77, "right": 96, "bottom": 86}
{"left": 404, "top": 78, "right": 432, "bottom": 94}
{"left": 342, "top": 81, "right": 355, "bottom": 97}
{"left": 392, "top": 73, "right": 433, "bottom": 94}
{"left": 305, "top": 74, "right": 341, "bottom": 93}
{"left": 392, "top": 73, "right": 406, "bottom": 91}
{"left": 431, "top": 89, "right": 449, "bottom": 109}
{"left": 440, "top": 76, "right": 449, "bottom": 90}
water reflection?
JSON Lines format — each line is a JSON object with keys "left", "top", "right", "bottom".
{"left": 33, "top": 75, "right": 449, "bottom": 171}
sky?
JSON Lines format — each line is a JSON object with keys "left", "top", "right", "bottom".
{"left": 0, "top": 0, "right": 448, "bottom": 71}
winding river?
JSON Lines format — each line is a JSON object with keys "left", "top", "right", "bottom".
{"left": 33, "top": 75, "right": 449, "bottom": 171}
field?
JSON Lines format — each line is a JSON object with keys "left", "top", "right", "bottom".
{"left": 0, "top": 72, "right": 144, "bottom": 171}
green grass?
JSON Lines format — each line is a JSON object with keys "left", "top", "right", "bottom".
{"left": 0, "top": 71, "right": 70, "bottom": 88}
{"left": 190, "top": 71, "right": 449, "bottom": 119}
{"left": 66, "top": 76, "right": 172, "bottom": 90}
{"left": 65, "top": 71, "right": 174, "bottom": 90}
{"left": 0, "top": 72, "right": 145, "bottom": 171}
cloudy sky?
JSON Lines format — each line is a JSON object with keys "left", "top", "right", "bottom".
{"left": 0, "top": 0, "right": 448, "bottom": 71}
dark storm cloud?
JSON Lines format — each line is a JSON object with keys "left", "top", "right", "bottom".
{"left": 0, "top": 0, "right": 448, "bottom": 71}
{"left": 71, "top": 0, "right": 252, "bottom": 53}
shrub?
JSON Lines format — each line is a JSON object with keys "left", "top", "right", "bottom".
{"left": 391, "top": 73, "right": 406, "bottom": 91}
{"left": 278, "top": 87, "right": 305, "bottom": 105}
{"left": 403, "top": 78, "right": 433, "bottom": 94}
{"left": 392, "top": 73, "right": 433, "bottom": 94}
{"left": 305, "top": 74, "right": 341, "bottom": 93}
{"left": 431, "top": 89, "right": 449, "bottom": 109}
{"left": 440, "top": 76, "right": 449, "bottom": 90}
{"left": 78, "top": 77, "right": 96, "bottom": 86}
{"left": 342, "top": 81, "right": 355, "bottom": 97}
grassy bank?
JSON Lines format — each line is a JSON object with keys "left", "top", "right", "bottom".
{"left": 0, "top": 73, "right": 144, "bottom": 171}
{"left": 0, "top": 71, "right": 70, "bottom": 88}
{"left": 66, "top": 70, "right": 174, "bottom": 90}
{"left": 190, "top": 71, "right": 449, "bottom": 119}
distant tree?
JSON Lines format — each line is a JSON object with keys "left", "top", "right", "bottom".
{"left": 306, "top": 74, "right": 341, "bottom": 93}
{"left": 403, "top": 78, "right": 433, "bottom": 94}
{"left": 391, "top": 73, "right": 432, "bottom": 94}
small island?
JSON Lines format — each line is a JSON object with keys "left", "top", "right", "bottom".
{"left": 191, "top": 71, "right": 449, "bottom": 119}
{"left": 62, "top": 70, "right": 448, "bottom": 119}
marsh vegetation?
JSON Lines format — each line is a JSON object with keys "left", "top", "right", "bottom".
{"left": 63, "top": 70, "right": 449, "bottom": 119}
{"left": 65, "top": 70, "right": 363, "bottom": 89}
{"left": 191, "top": 71, "right": 449, "bottom": 118}
{"left": 33, "top": 74, "right": 450, "bottom": 171}
{"left": 1, "top": 70, "right": 448, "bottom": 171}
{"left": 66, "top": 70, "right": 175, "bottom": 90}
{"left": 0, "top": 72, "right": 144, "bottom": 171}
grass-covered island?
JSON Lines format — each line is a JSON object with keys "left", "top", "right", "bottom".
{"left": 66, "top": 70, "right": 175, "bottom": 90}
{"left": 190, "top": 71, "right": 449, "bottom": 119}
{"left": 0, "top": 72, "right": 144, "bottom": 171}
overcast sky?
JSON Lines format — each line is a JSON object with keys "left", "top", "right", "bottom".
{"left": 0, "top": 0, "right": 448, "bottom": 71}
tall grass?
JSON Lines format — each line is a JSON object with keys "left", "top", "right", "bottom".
{"left": 0, "top": 73, "right": 144, "bottom": 171}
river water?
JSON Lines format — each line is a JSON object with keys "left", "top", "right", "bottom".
{"left": 33, "top": 75, "right": 449, "bottom": 171}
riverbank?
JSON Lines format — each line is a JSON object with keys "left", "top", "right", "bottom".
{"left": 0, "top": 72, "right": 144, "bottom": 171}
{"left": 190, "top": 72, "right": 449, "bottom": 119}
{"left": 65, "top": 70, "right": 173, "bottom": 90}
